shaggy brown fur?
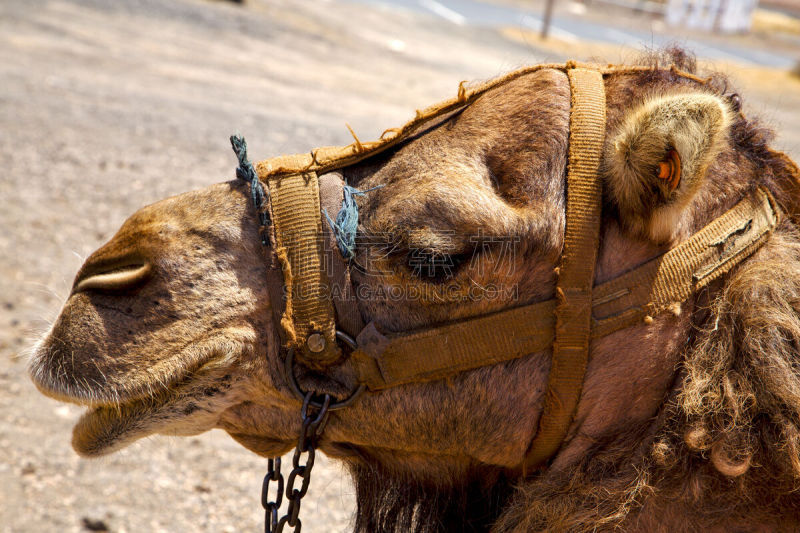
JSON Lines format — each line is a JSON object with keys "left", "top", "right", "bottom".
{"left": 350, "top": 458, "right": 514, "bottom": 533}
{"left": 28, "top": 47, "right": 800, "bottom": 532}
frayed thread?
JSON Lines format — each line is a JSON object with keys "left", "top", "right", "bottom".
{"left": 230, "top": 134, "right": 271, "bottom": 245}
{"left": 324, "top": 184, "right": 383, "bottom": 260}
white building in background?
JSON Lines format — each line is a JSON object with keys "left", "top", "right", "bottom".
{"left": 666, "top": 0, "right": 759, "bottom": 32}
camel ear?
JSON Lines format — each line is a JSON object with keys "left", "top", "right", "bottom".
{"left": 604, "top": 93, "right": 731, "bottom": 242}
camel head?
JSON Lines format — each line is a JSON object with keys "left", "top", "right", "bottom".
{"left": 30, "top": 51, "right": 800, "bottom": 531}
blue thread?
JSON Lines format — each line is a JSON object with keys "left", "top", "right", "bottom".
{"left": 324, "top": 184, "right": 383, "bottom": 260}
{"left": 230, "top": 135, "right": 271, "bottom": 245}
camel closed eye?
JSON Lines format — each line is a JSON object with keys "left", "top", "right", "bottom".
{"left": 73, "top": 263, "right": 152, "bottom": 293}
{"left": 406, "top": 248, "right": 470, "bottom": 282}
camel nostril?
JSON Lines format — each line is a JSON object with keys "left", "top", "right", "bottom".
{"left": 73, "top": 263, "right": 152, "bottom": 294}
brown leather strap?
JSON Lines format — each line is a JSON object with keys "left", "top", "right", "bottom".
{"left": 318, "top": 172, "right": 365, "bottom": 338}
{"left": 267, "top": 172, "right": 340, "bottom": 368}
{"left": 522, "top": 66, "right": 606, "bottom": 470}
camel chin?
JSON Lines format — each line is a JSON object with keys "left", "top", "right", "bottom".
{"left": 72, "top": 396, "right": 181, "bottom": 457}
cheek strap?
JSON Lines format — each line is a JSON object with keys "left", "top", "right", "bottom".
{"left": 522, "top": 65, "right": 607, "bottom": 471}
{"left": 347, "top": 187, "right": 778, "bottom": 394}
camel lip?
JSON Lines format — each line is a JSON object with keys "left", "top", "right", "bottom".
{"left": 31, "top": 378, "right": 110, "bottom": 407}
{"left": 29, "top": 344, "right": 227, "bottom": 409}
{"left": 69, "top": 362, "right": 234, "bottom": 457}
{"left": 30, "top": 369, "right": 177, "bottom": 413}
{"left": 70, "top": 360, "right": 236, "bottom": 457}
{"left": 29, "top": 362, "right": 171, "bottom": 409}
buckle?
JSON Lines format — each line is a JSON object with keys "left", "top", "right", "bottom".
{"left": 284, "top": 330, "right": 366, "bottom": 411}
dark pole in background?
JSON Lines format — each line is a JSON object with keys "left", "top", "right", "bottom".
{"left": 542, "top": 0, "right": 556, "bottom": 38}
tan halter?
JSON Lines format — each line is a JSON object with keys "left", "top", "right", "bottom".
{"left": 251, "top": 61, "right": 781, "bottom": 470}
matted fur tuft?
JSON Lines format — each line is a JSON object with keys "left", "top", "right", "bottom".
{"left": 678, "top": 230, "right": 800, "bottom": 485}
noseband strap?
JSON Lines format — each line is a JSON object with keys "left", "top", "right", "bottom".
{"left": 266, "top": 171, "right": 341, "bottom": 369}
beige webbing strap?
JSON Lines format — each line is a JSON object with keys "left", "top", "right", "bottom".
{"left": 351, "top": 299, "right": 557, "bottom": 389}
{"left": 267, "top": 172, "right": 340, "bottom": 368}
{"left": 522, "top": 66, "right": 607, "bottom": 470}
{"left": 591, "top": 187, "right": 779, "bottom": 335}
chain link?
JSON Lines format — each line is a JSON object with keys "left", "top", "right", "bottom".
{"left": 263, "top": 392, "right": 331, "bottom": 533}
{"left": 262, "top": 457, "right": 283, "bottom": 533}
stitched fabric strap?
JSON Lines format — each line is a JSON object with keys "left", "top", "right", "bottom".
{"left": 267, "top": 172, "right": 340, "bottom": 368}
{"left": 522, "top": 66, "right": 606, "bottom": 469}
{"left": 351, "top": 300, "right": 557, "bottom": 388}
{"left": 591, "top": 187, "right": 779, "bottom": 334}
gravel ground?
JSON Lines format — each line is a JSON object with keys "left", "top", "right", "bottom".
{"left": 1, "top": 0, "right": 798, "bottom": 531}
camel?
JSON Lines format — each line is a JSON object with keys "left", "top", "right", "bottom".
{"left": 29, "top": 49, "right": 800, "bottom": 531}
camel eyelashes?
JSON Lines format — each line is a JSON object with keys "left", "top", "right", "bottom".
{"left": 73, "top": 263, "right": 152, "bottom": 294}
{"left": 407, "top": 248, "right": 469, "bottom": 283}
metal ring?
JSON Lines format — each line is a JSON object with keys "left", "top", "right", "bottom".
{"left": 334, "top": 330, "right": 357, "bottom": 351}
{"left": 284, "top": 331, "right": 366, "bottom": 411}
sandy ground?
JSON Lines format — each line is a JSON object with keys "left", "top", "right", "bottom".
{"left": 1, "top": 0, "right": 798, "bottom": 531}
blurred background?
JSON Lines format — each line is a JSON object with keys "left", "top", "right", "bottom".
{"left": 1, "top": 0, "right": 798, "bottom": 531}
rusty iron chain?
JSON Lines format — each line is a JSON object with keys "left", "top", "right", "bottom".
{"left": 263, "top": 392, "right": 331, "bottom": 533}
